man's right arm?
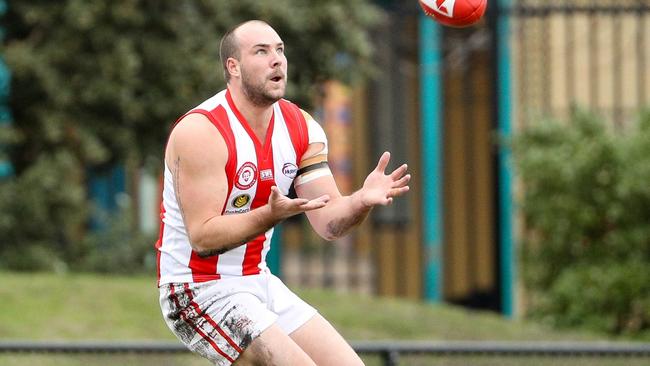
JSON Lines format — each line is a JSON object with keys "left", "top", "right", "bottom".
{"left": 165, "top": 113, "right": 329, "bottom": 257}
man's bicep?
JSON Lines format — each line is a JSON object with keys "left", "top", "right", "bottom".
{"left": 294, "top": 139, "right": 340, "bottom": 200}
{"left": 174, "top": 152, "right": 228, "bottom": 222}
{"left": 294, "top": 110, "right": 338, "bottom": 199}
{"left": 167, "top": 115, "right": 229, "bottom": 235}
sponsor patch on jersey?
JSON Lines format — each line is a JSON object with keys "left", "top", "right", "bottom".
{"left": 260, "top": 169, "right": 273, "bottom": 181}
{"left": 232, "top": 194, "right": 251, "bottom": 208}
{"left": 235, "top": 162, "right": 257, "bottom": 190}
{"left": 282, "top": 163, "right": 298, "bottom": 178}
{"left": 225, "top": 207, "right": 250, "bottom": 214}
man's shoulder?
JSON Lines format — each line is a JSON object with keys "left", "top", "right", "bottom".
{"left": 278, "top": 98, "right": 310, "bottom": 121}
{"left": 172, "top": 113, "right": 216, "bottom": 138}
{"left": 193, "top": 89, "right": 228, "bottom": 112}
{"left": 280, "top": 97, "right": 307, "bottom": 109}
{"left": 176, "top": 89, "right": 232, "bottom": 129}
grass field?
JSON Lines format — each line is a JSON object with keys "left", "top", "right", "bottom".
{"left": 0, "top": 272, "right": 647, "bottom": 365}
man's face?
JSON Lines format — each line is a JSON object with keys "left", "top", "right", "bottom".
{"left": 235, "top": 23, "right": 287, "bottom": 106}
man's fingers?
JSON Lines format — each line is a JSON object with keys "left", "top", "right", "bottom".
{"left": 393, "top": 174, "right": 411, "bottom": 188}
{"left": 374, "top": 151, "right": 391, "bottom": 173}
{"left": 313, "top": 194, "right": 331, "bottom": 204}
{"left": 298, "top": 194, "right": 330, "bottom": 210}
{"left": 270, "top": 185, "right": 283, "bottom": 198}
{"left": 390, "top": 164, "right": 408, "bottom": 179}
{"left": 300, "top": 201, "right": 327, "bottom": 211}
{"left": 388, "top": 186, "right": 410, "bottom": 198}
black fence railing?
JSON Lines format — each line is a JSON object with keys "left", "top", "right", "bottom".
{"left": 506, "top": 4, "right": 650, "bottom": 16}
{"left": 506, "top": 1, "right": 650, "bottom": 128}
{"left": 1, "top": 340, "right": 649, "bottom": 366}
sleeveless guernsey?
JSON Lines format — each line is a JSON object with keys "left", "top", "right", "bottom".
{"left": 156, "top": 89, "right": 310, "bottom": 285}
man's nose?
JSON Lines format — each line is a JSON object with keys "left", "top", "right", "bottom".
{"left": 270, "top": 51, "right": 283, "bottom": 67}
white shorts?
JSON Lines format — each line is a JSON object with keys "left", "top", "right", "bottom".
{"left": 159, "top": 272, "right": 317, "bottom": 365}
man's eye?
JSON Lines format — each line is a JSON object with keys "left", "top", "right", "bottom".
{"left": 256, "top": 49, "right": 267, "bottom": 55}
{"left": 277, "top": 47, "right": 284, "bottom": 54}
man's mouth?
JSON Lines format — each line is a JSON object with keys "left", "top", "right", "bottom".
{"left": 269, "top": 73, "right": 284, "bottom": 82}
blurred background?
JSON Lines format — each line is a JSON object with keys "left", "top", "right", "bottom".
{"left": 1, "top": 0, "right": 649, "bottom": 365}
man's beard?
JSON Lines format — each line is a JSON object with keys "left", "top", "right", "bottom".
{"left": 241, "top": 69, "right": 284, "bottom": 107}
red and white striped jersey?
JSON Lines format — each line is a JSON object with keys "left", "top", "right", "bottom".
{"left": 156, "top": 89, "right": 319, "bottom": 286}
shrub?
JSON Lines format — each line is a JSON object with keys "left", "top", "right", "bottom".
{"left": 75, "top": 204, "right": 158, "bottom": 274}
{"left": 512, "top": 110, "right": 650, "bottom": 335}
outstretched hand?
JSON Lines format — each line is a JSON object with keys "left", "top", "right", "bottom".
{"left": 268, "top": 186, "right": 330, "bottom": 221}
{"left": 360, "top": 152, "right": 410, "bottom": 207}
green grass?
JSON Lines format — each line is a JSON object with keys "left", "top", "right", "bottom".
{"left": 303, "top": 288, "right": 609, "bottom": 342}
{"left": 0, "top": 272, "right": 169, "bottom": 340}
{"left": 0, "top": 271, "right": 609, "bottom": 341}
{"left": 0, "top": 272, "right": 646, "bottom": 366}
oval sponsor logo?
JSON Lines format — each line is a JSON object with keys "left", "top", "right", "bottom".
{"left": 232, "top": 194, "right": 251, "bottom": 208}
{"left": 282, "top": 163, "right": 298, "bottom": 178}
{"left": 235, "top": 162, "right": 257, "bottom": 190}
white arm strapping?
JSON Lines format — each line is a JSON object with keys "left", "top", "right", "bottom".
{"left": 306, "top": 118, "right": 328, "bottom": 155}
{"left": 294, "top": 166, "right": 333, "bottom": 187}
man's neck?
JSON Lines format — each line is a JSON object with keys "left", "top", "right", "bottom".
{"left": 227, "top": 85, "right": 274, "bottom": 131}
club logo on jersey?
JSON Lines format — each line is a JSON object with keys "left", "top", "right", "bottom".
{"left": 260, "top": 169, "right": 274, "bottom": 181}
{"left": 232, "top": 194, "right": 251, "bottom": 208}
{"left": 235, "top": 162, "right": 257, "bottom": 190}
{"left": 282, "top": 163, "right": 298, "bottom": 178}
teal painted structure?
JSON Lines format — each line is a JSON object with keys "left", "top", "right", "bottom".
{"left": 268, "top": 224, "right": 282, "bottom": 276}
{"left": 419, "top": 2, "right": 516, "bottom": 315}
{"left": 419, "top": 13, "right": 444, "bottom": 302}
{"left": 0, "top": 0, "right": 13, "bottom": 178}
{"left": 497, "top": 0, "right": 515, "bottom": 317}
{"left": 88, "top": 165, "right": 127, "bottom": 231}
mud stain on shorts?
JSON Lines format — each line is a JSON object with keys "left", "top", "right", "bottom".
{"left": 220, "top": 304, "right": 256, "bottom": 349}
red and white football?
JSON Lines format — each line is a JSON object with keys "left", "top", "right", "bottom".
{"left": 418, "top": 0, "right": 488, "bottom": 28}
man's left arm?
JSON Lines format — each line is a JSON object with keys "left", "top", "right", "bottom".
{"left": 296, "top": 150, "right": 410, "bottom": 241}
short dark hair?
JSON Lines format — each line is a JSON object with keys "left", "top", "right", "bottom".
{"left": 219, "top": 20, "right": 273, "bottom": 83}
{"left": 219, "top": 27, "right": 240, "bottom": 83}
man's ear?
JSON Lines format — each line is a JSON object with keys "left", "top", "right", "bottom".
{"left": 226, "top": 58, "right": 240, "bottom": 78}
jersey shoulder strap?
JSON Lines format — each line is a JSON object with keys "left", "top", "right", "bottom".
{"left": 278, "top": 99, "right": 309, "bottom": 159}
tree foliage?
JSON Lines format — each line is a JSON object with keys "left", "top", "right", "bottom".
{"left": 0, "top": 0, "right": 382, "bottom": 271}
{"left": 512, "top": 110, "right": 650, "bottom": 336}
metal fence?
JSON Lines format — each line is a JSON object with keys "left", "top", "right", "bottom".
{"left": 509, "top": 0, "right": 650, "bottom": 128}
{"left": 1, "top": 340, "right": 649, "bottom": 366}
